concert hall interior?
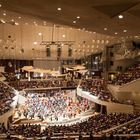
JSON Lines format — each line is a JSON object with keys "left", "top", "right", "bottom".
{"left": 0, "top": 0, "right": 140, "bottom": 140}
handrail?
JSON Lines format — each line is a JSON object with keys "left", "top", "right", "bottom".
{"left": 102, "top": 116, "right": 140, "bottom": 133}
{"left": 119, "top": 78, "right": 140, "bottom": 89}
{"left": 77, "top": 87, "right": 133, "bottom": 106}
{"left": 1, "top": 133, "right": 140, "bottom": 140}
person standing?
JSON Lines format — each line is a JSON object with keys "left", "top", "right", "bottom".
{"left": 89, "top": 131, "right": 94, "bottom": 140}
{"left": 79, "top": 132, "right": 82, "bottom": 140}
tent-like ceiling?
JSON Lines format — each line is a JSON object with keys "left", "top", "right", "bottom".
{"left": 1, "top": 0, "right": 140, "bottom": 36}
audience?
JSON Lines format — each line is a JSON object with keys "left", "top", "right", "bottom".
{"left": 9, "top": 79, "right": 78, "bottom": 91}
{"left": 0, "top": 63, "right": 140, "bottom": 139}
{"left": 2, "top": 72, "right": 18, "bottom": 82}
{"left": 115, "top": 63, "right": 140, "bottom": 85}
{"left": 0, "top": 123, "right": 6, "bottom": 134}
{"left": 0, "top": 82, "right": 15, "bottom": 115}
{"left": 108, "top": 118, "right": 140, "bottom": 135}
{"left": 79, "top": 78, "right": 117, "bottom": 102}
{"left": 10, "top": 124, "right": 41, "bottom": 137}
{"left": 8, "top": 113, "right": 140, "bottom": 138}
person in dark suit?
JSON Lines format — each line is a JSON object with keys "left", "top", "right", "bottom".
{"left": 79, "top": 132, "right": 82, "bottom": 140}
{"left": 89, "top": 131, "right": 94, "bottom": 140}
{"left": 109, "top": 133, "right": 114, "bottom": 140}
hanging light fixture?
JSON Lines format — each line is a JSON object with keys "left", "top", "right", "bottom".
{"left": 40, "top": 25, "right": 75, "bottom": 46}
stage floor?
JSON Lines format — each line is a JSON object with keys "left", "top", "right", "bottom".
{"left": 13, "top": 111, "right": 97, "bottom": 127}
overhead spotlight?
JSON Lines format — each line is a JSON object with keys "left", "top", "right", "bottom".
{"left": 43, "top": 21, "right": 47, "bottom": 26}
{"left": 118, "top": 15, "right": 123, "bottom": 19}
{"left": 104, "top": 28, "right": 107, "bottom": 31}
{"left": 33, "top": 41, "right": 38, "bottom": 45}
{"left": 62, "top": 34, "right": 66, "bottom": 38}
{"left": 73, "top": 20, "right": 76, "bottom": 24}
{"left": 0, "top": 19, "right": 6, "bottom": 23}
{"left": 77, "top": 16, "right": 80, "bottom": 19}
{"left": 33, "top": 21, "right": 37, "bottom": 25}
{"left": 15, "top": 22, "right": 19, "bottom": 25}
{"left": 115, "top": 32, "right": 118, "bottom": 35}
{"left": 57, "top": 7, "right": 61, "bottom": 11}
{"left": 3, "top": 13, "right": 6, "bottom": 16}
{"left": 0, "top": 4, "right": 2, "bottom": 7}
{"left": 97, "top": 40, "right": 100, "bottom": 44}
{"left": 11, "top": 19, "right": 14, "bottom": 22}
{"left": 123, "top": 30, "right": 127, "bottom": 33}
{"left": 38, "top": 33, "right": 42, "bottom": 36}
{"left": 18, "top": 16, "right": 21, "bottom": 19}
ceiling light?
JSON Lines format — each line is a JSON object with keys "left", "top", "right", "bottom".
{"left": 93, "top": 32, "right": 96, "bottom": 34}
{"left": 11, "top": 19, "right": 14, "bottom": 22}
{"left": 43, "top": 21, "right": 47, "bottom": 26}
{"left": 106, "top": 40, "right": 109, "bottom": 44}
{"left": 38, "top": 33, "right": 42, "bottom": 36}
{"left": 40, "top": 26, "right": 75, "bottom": 46}
{"left": 33, "top": 42, "right": 38, "bottom": 45}
{"left": 0, "top": 4, "right": 2, "bottom": 7}
{"left": 73, "top": 20, "right": 76, "bottom": 24}
{"left": 3, "top": 13, "right": 6, "bottom": 16}
{"left": 118, "top": 15, "right": 123, "bottom": 19}
{"left": 77, "top": 16, "right": 80, "bottom": 19}
{"left": 115, "top": 32, "right": 118, "bottom": 35}
{"left": 15, "top": 22, "right": 19, "bottom": 25}
{"left": 62, "top": 34, "right": 66, "bottom": 38}
{"left": 123, "top": 30, "right": 127, "bottom": 33}
{"left": 0, "top": 19, "right": 6, "bottom": 23}
{"left": 18, "top": 16, "right": 21, "bottom": 19}
{"left": 104, "top": 28, "right": 107, "bottom": 31}
{"left": 57, "top": 7, "right": 61, "bottom": 11}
